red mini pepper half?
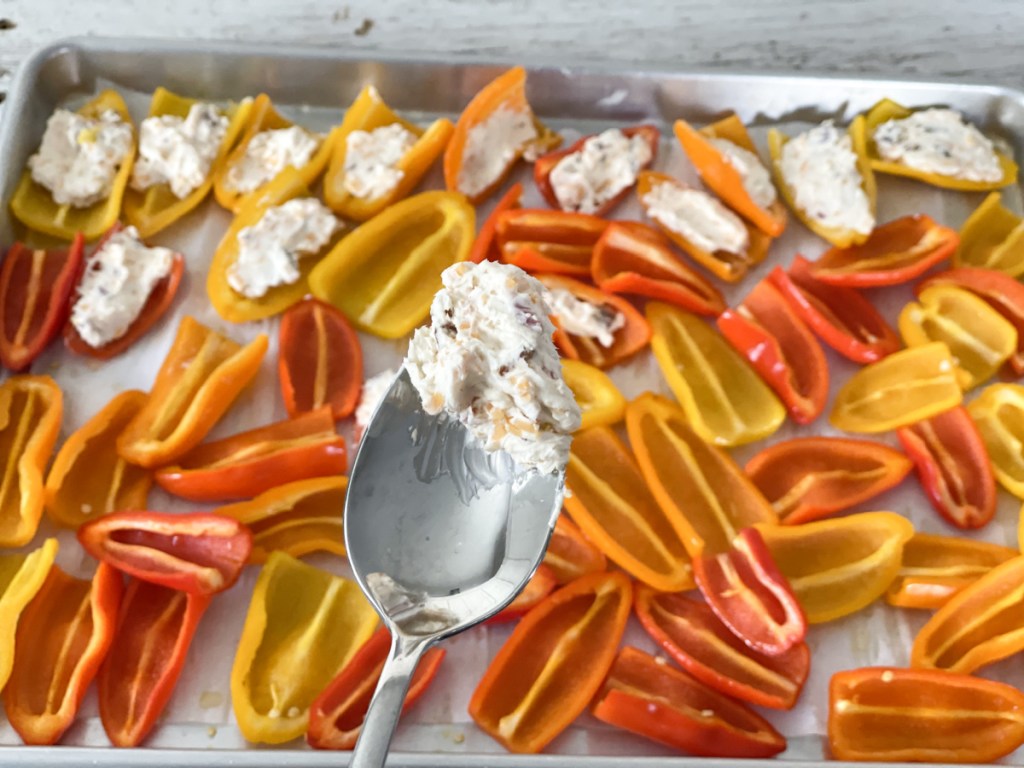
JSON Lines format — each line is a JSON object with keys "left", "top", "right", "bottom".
{"left": 693, "top": 527, "right": 807, "bottom": 656}
{"left": 496, "top": 208, "right": 608, "bottom": 276}
{"left": 470, "top": 182, "right": 523, "bottom": 264}
{"left": 591, "top": 221, "right": 726, "bottom": 316}
{"left": 592, "top": 646, "right": 787, "bottom": 758}
{"left": 78, "top": 511, "right": 252, "bottom": 596}
{"left": 0, "top": 235, "right": 84, "bottom": 371}
{"left": 896, "top": 406, "right": 997, "bottom": 530}
{"left": 98, "top": 578, "right": 211, "bottom": 747}
{"left": 634, "top": 585, "right": 809, "bottom": 710}
{"left": 307, "top": 626, "right": 446, "bottom": 750}
{"left": 808, "top": 214, "right": 959, "bottom": 287}
{"left": 718, "top": 278, "right": 829, "bottom": 424}
{"left": 768, "top": 257, "right": 900, "bottom": 363}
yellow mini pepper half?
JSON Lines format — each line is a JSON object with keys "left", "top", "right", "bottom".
{"left": 0, "top": 538, "right": 58, "bottom": 693}
{"left": 955, "top": 192, "right": 1024, "bottom": 277}
{"left": 123, "top": 88, "right": 253, "bottom": 238}
{"left": 309, "top": 190, "right": 475, "bottom": 339}
{"left": 324, "top": 85, "right": 454, "bottom": 221}
{"left": 9, "top": 90, "right": 135, "bottom": 241}
{"left": 968, "top": 383, "right": 1024, "bottom": 499}
{"left": 561, "top": 359, "right": 626, "bottom": 431}
{"left": 231, "top": 551, "right": 378, "bottom": 744}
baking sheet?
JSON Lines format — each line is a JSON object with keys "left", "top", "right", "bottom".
{"left": 1, "top": 37, "right": 1024, "bottom": 766}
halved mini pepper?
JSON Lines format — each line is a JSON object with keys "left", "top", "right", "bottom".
{"left": 324, "top": 85, "right": 454, "bottom": 221}
{"left": 896, "top": 407, "right": 997, "bottom": 529}
{"left": 9, "top": 90, "right": 136, "bottom": 241}
{"left": 864, "top": 98, "right": 1018, "bottom": 190}
{"left": 886, "top": 533, "right": 1017, "bottom": 611}
{"left": 829, "top": 666, "right": 1024, "bottom": 763}
{"left": 64, "top": 223, "right": 186, "bottom": 360}
{"left": 123, "top": 88, "right": 252, "bottom": 237}
{"left": 768, "top": 256, "right": 900, "bottom": 363}
{"left": 496, "top": 208, "right": 607, "bottom": 277}
{"left": 116, "top": 316, "right": 268, "bottom": 469}
{"left": 44, "top": 389, "right": 151, "bottom": 529}
{"left": 955, "top": 192, "right": 1024, "bottom": 276}
{"left": 0, "top": 235, "right": 84, "bottom": 370}
{"left": 232, "top": 551, "right": 378, "bottom": 744}
{"left": 489, "top": 564, "right": 559, "bottom": 624}
{"left": 470, "top": 182, "right": 522, "bottom": 263}
{"left": 647, "top": 301, "right": 786, "bottom": 446}
{"left": 469, "top": 571, "right": 631, "bottom": 754}
{"left": 592, "top": 646, "right": 787, "bottom": 759}
{"left": 967, "top": 383, "right": 1024, "bottom": 498}
{"left": 217, "top": 476, "right": 347, "bottom": 563}
{"left": 591, "top": 221, "right": 726, "bottom": 316}
{"left": 3, "top": 563, "right": 121, "bottom": 745}
{"left": 767, "top": 117, "right": 876, "bottom": 248}
{"left": 565, "top": 426, "right": 693, "bottom": 592}
{"left": 625, "top": 393, "right": 777, "bottom": 557}
{"left": 98, "top": 578, "right": 211, "bottom": 747}
{"left": 717, "top": 278, "right": 829, "bottom": 424}
{"left": 634, "top": 585, "right": 809, "bottom": 710}
{"left": 673, "top": 114, "right": 787, "bottom": 237}
{"left": 533, "top": 125, "right": 659, "bottom": 216}
{"left": 560, "top": 359, "right": 626, "bottom": 431}
{"left": 0, "top": 538, "right": 58, "bottom": 693}
{"left": 542, "top": 514, "right": 607, "bottom": 584}
{"left": 637, "top": 170, "right": 771, "bottom": 282}
{"left": 537, "top": 274, "right": 651, "bottom": 369}
{"left": 0, "top": 375, "right": 63, "bottom": 547}
{"left": 307, "top": 626, "right": 446, "bottom": 750}
{"left": 830, "top": 342, "right": 962, "bottom": 434}
{"left": 309, "top": 190, "right": 475, "bottom": 339}
{"left": 745, "top": 437, "right": 912, "bottom": 525}
{"left": 78, "top": 511, "right": 252, "bottom": 596}
{"left": 755, "top": 512, "right": 914, "bottom": 624}
{"left": 912, "top": 554, "right": 1024, "bottom": 673}
{"left": 214, "top": 94, "right": 338, "bottom": 213}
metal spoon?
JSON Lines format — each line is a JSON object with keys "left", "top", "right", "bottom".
{"left": 344, "top": 367, "right": 565, "bottom": 768}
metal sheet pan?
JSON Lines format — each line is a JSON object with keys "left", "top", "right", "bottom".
{"left": 1, "top": 36, "right": 1023, "bottom": 768}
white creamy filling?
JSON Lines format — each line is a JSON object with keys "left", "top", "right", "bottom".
{"left": 70, "top": 226, "right": 174, "bottom": 348}
{"left": 457, "top": 106, "right": 538, "bottom": 198}
{"left": 779, "top": 120, "right": 874, "bottom": 235}
{"left": 355, "top": 368, "right": 399, "bottom": 433}
{"left": 548, "top": 128, "right": 652, "bottom": 214}
{"left": 707, "top": 137, "right": 778, "bottom": 209}
{"left": 543, "top": 288, "right": 625, "bottom": 348}
{"left": 131, "top": 102, "right": 230, "bottom": 199}
{"left": 873, "top": 107, "right": 1003, "bottom": 182}
{"left": 224, "top": 125, "right": 321, "bottom": 194}
{"left": 643, "top": 181, "right": 749, "bottom": 254}
{"left": 343, "top": 123, "right": 418, "bottom": 200}
{"left": 29, "top": 108, "right": 134, "bottom": 208}
{"left": 404, "top": 261, "right": 581, "bottom": 474}
{"left": 227, "top": 198, "right": 338, "bottom": 299}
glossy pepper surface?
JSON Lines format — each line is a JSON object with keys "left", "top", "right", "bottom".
{"left": 955, "top": 192, "right": 1024, "bottom": 276}
{"left": 542, "top": 514, "right": 607, "bottom": 584}
{"left": 231, "top": 551, "right": 378, "bottom": 744}
{"left": 967, "top": 383, "right": 1024, "bottom": 498}
{"left": 0, "top": 538, "right": 58, "bottom": 693}
{"left": 470, "top": 182, "right": 522, "bottom": 263}
{"left": 469, "top": 571, "right": 631, "bottom": 754}
{"left": 497, "top": 208, "right": 607, "bottom": 277}
{"left": 560, "top": 359, "right": 625, "bottom": 431}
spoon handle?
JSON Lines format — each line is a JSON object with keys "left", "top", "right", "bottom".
{"left": 351, "top": 633, "right": 430, "bottom": 768}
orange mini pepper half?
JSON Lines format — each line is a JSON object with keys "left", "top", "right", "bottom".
{"left": 745, "top": 437, "right": 912, "bottom": 525}
{"left": 470, "top": 182, "right": 522, "bottom": 264}
{"left": 829, "top": 667, "right": 1024, "bottom": 763}
{"left": 592, "top": 221, "right": 726, "bottom": 316}
{"left": 489, "top": 564, "right": 559, "bottom": 624}
{"left": 78, "top": 511, "right": 252, "bottom": 596}
{"left": 543, "top": 514, "right": 607, "bottom": 585}
{"left": 592, "top": 646, "right": 787, "bottom": 758}
{"left": 560, "top": 359, "right": 625, "bottom": 431}
{"left": 497, "top": 207, "right": 607, "bottom": 277}
{"left": 955, "top": 192, "right": 1024, "bottom": 276}
{"left": 3, "top": 563, "right": 121, "bottom": 745}
{"left": 469, "top": 570, "right": 631, "bottom": 754}
{"left": 116, "top": 316, "right": 267, "bottom": 469}
{"left": 0, "top": 538, "right": 59, "bottom": 693}
{"left": 886, "top": 532, "right": 1017, "bottom": 611}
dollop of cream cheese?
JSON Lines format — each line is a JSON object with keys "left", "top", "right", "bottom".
{"left": 543, "top": 287, "right": 625, "bottom": 348}
{"left": 70, "top": 226, "right": 174, "bottom": 348}
{"left": 642, "top": 181, "right": 749, "bottom": 254}
{"left": 707, "top": 137, "right": 777, "bottom": 209}
{"left": 227, "top": 198, "right": 338, "bottom": 299}
{"left": 355, "top": 368, "right": 399, "bottom": 434}
{"left": 548, "top": 128, "right": 652, "bottom": 214}
{"left": 224, "top": 125, "right": 321, "bottom": 194}
{"left": 404, "top": 261, "right": 581, "bottom": 475}
{"left": 131, "top": 103, "right": 230, "bottom": 199}
{"left": 457, "top": 106, "right": 537, "bottom": 198}
{"left": 28, "top": 108, "right": 134, "bottom": 208}
{"left": 779, "top": 120, "right": 874, "bottom": 235}
{"left": 343, "top": 122, "right": 418, "bottom": 200}
{"left": 873, "top": 107, "right": 1003, "bottom": 182}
